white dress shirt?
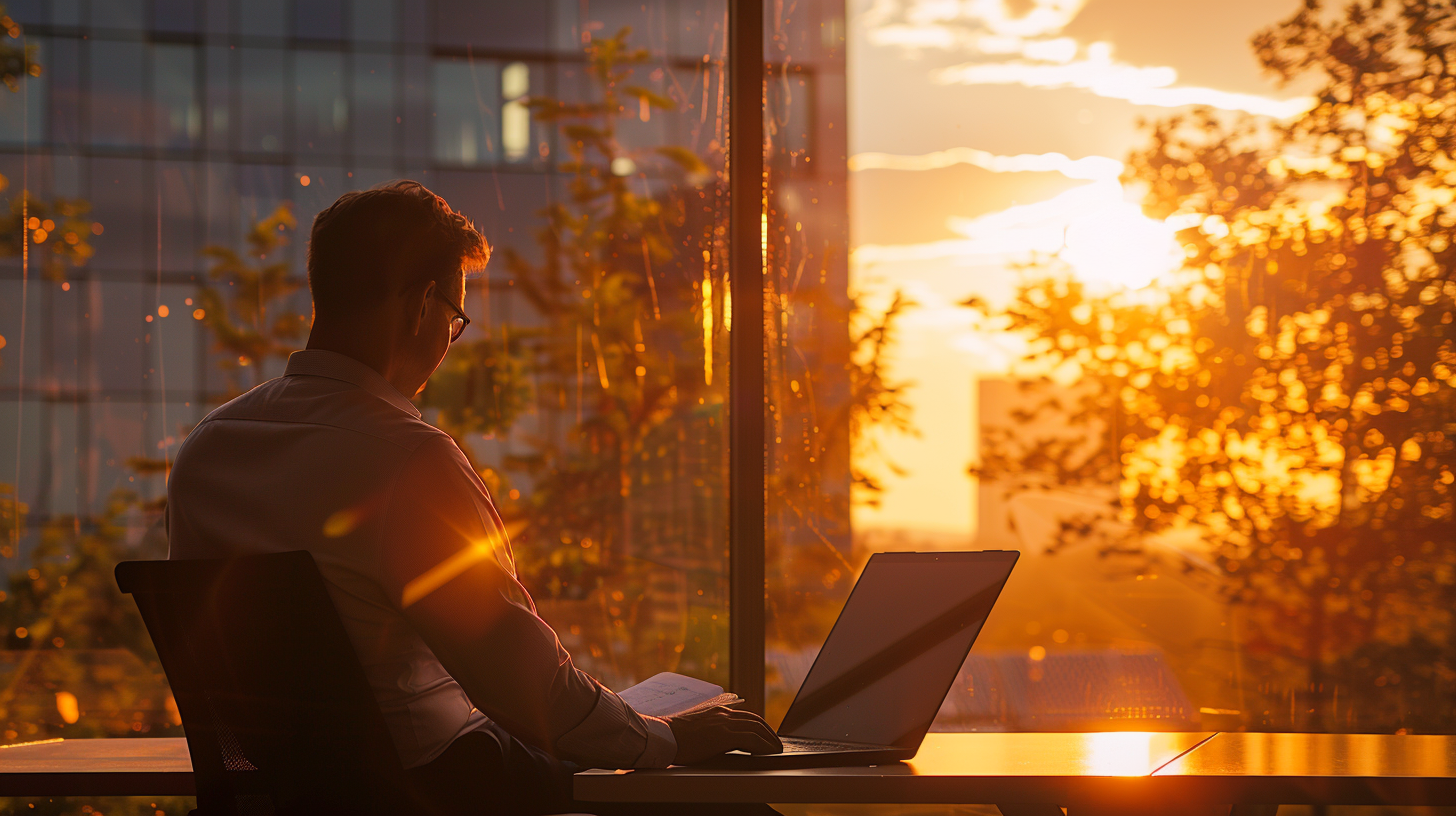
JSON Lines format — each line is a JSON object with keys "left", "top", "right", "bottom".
{"left": 165, "top": 349, "right": 675, "bottom": 769}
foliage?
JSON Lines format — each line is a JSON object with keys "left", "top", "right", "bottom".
{"left": 847, "top": 290, "right": 915, "bottom": 503}
{"left": 0, "top": 492, "right": 175, "bottom": 744}
{"left": 0, "top": 483, "right": 23, "bottom": 561}
{"left": 0, "top": 6, "right": 94, "bottom": 293}
{"left": 969, "top": 0, "right": 1456, "bottom": 731}
{"left": 431, "top": 29, "right": 729, "bottom": 672}
{"left": 196, "top": 203, "right": 306, "bottom": 396}
{"left": 0, "top": 6, "right": 39, "bottom": 91}
{"left": 0, "top": 185, "right": 96, "bottom": 282}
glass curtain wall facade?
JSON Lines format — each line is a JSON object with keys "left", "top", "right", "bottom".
{"left": 0, "top": 1, "right": 862, "bottom": 763}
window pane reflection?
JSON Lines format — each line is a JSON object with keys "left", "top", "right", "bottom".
{"left": 153, "top": 44, "right": 199, "bottom": 149}
{"left": 432, "top": 58, "right": 498, "bottom": 166}
{"left": 293, "top": 51, "right": 347, "bottom": 156}
{"left": 0, "top": 1, "right": 733, "bottom": 758}
{"left": 763, "top": 1, "right": 853, "bottom": 727}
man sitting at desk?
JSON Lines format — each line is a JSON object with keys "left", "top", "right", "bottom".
{"left": 166, "top": 181, "right": 781, "bottom": 815}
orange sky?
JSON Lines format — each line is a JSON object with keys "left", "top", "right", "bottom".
{"left": 846, "top": 0, "right": 1309, "bottom": 537}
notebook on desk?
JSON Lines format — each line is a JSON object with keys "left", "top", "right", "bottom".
{"left": 710, "top": 550, "right": 1019, "bottom": 769}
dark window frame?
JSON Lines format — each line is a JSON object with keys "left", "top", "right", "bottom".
{"left": 727, "top": 0, "right": 765, "bottom": 713}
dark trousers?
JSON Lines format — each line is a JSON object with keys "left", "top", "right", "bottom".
{"left": 404, "top": 722, "right": 781, "bottom": 816}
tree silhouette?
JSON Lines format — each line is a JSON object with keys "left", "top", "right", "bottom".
{"left": 970, "top": 0, "right": 1456, "bottom": 732}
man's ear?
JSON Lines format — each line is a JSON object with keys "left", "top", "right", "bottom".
{"left": 411, "top": 281, "right": 436, "bottom": 337}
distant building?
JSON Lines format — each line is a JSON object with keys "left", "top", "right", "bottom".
{"left": 0, "top": 0, "right": 851, "bottom": 585}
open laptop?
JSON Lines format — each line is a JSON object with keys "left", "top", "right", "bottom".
{"left": 711, "top": 549, "right": 1018, "bottom": 769}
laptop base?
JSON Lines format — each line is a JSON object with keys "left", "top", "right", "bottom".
{"left": 699, "top": 745, "right": 915, "bottom": 769}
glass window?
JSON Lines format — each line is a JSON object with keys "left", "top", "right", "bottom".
{"left": 153, "top": 44, "right": 200, "bottom": 149}
{"left": 432, "top": 57, "right": 498, "bottom": 167}
{"left": 238, "top": 47, "right": 286, "bottom": 153}
{"left": 202, "top": 0, "right": 229, "bottom": 35}
{"left": 349, "top": 0, "right": 397, "bottom": 43}
{"left": 755, "top": 3, "right": 854, "bottom": 726}
{"left": 238, "top": 0, "right": 286, "bottom": 38}
{"left": 89, "top": 40, "right": 147, "bottom": 147}
{"left": 204, "top": 44, "right": 231, "bottom": 150}
{"left": 824, "top": 0, "right": 1456, "bottom": 742}
{"left": 432, "top": 0, "right": 547, "bottom": 50}
{"left": 401, "top": 53, "right": 431, "bottom": 160}
{"left": 4, "top": 0, "right": 49, "bottom": 26}
{"left": 0, "top": 278, "right": 45, "bottom": 391}
{"left": 89, "top": 157, "right": 151, "bottom": 272}
{"left": 43, "top": 276, "right": 86, "bottom": 394}
{"left": 90, "top": 0, "right": 144, "bottom": 31}
{"left": 152, "top": 0, "right": 200, "bottom": 32}
{"left": 157, "top": 160, "right": 201, "bottom": 271}
{"left": 0, "top": 36, "right": 44, "bottom": 145}
{"left": 47, "top": 36, "right": 81, "bottom": 147}
{"left": 293, "top": 50, "right": 347, "bottom": 156}
{"left": 0, "top": 401, "right": 47, "bottom": 523}
{"left": 351, "top": 52, "right": 395, "bottom": 158}
{"left": 0, "top": 0, "right": 738, "bottom": 771}
{"left": 88, "top": 278, "right": 149, "bottom": 392}
{"left": 146, "top": 281, "right": 207, "bottom": 396}
{"left": 294, "top": 0, "right": 344, "bottom": 40}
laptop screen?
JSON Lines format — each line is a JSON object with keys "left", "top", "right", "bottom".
{"left": 776, "top": 550, "right": 1018, "bottom": 749}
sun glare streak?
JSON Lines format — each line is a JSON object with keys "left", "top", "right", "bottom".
{"left": 402, "top": 537, "right": 503, "bottom": 608}
{"left": 849, "top": 148, "right": 1122, "bottom": 181}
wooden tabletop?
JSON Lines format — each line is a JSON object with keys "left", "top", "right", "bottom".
{"left": 575, "top": 732, "right": 1217, "bottom": 804}
{"left": 0, "top": 738, "right": 194, "bottom": 797}
{"left": 1147, "top": 732, "right": 1456, "bottom": 806}
{"left": 3, "top": 732, "right": 1454, "bottom": 809}
{"left": 575, "top": 732, "right": 1456, "bottom": 809}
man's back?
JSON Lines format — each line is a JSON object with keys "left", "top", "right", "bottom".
{"left": 163, "top": 180, "right": 776, "bottom": 784}
{"left": 167, "top": 350, "right": 494, "bottom": 769}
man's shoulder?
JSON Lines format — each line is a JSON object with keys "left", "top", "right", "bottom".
{"left": 194, "top": 375, "right": 451, "bottom": 453}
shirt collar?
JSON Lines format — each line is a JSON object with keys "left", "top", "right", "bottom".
{"left": 284, "top": 349, "right": 422, "bottom": 418}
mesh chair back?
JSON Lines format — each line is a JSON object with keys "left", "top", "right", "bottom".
{"left": 116, "top": 551, "right": 412, "bottom": 816}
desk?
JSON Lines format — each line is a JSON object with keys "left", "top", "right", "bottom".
{"left": 0, "top": 738, "right": 194, "bottom": 797}
{"left": 574, "top": 732, "right": 1456, "bottom": 815}
{"left": 3, "top": 733, "right": 1455, "bottom": 813}
{"left": 1150, "top": 732, "right": 1456, "bottom": 806}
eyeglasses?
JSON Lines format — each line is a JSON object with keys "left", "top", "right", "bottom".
{"left": 433, "top": 290, "right": 471, "bottom": 343}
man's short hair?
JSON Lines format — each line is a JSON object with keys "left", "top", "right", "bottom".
{"left": 307, "top": 180, "right": 489, "bottom": 318}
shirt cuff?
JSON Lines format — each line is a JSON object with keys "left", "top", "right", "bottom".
{"left": 637, "top": 715, "right": 677, "bottom": 768}
{"left": 555, "top": 688, "right": 645, "bottom": 767}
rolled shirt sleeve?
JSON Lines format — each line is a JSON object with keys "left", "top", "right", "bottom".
{"left": 556, "top": 688, "right": 677, "bottom": 768}
{"left": 378, "top": 434, "right": 675, "bottom": 768}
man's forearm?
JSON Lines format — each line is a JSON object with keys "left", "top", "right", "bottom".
{"left": 554, "top": 686, "right": 676, "bottom": 768}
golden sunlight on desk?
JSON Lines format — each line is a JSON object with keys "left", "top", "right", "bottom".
{"left": 905, "top": 732, "right": 1211, "bottom": 778}
{"left": 1154, "top": 732, "right": 1456, "bottom": 778}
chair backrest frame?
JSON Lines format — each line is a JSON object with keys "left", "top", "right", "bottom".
{"left": 117, "top": 551, "right": 412, "bottom": 816}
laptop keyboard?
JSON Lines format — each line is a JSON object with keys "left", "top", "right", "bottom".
{"left": 777, "top": 736, "right": 882, "bottom": 754}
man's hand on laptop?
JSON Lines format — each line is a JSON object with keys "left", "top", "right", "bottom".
{"left": 665, "top": 706, "right": 782, "bottom": 764}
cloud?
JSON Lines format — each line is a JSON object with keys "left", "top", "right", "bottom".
{"left": 935, "top": 44, "right": 1315, "bottom": 119}
{"left": 865, "top": 0, "right": 1087, "bottom": 41}
{"left": 854, "top": 179, "right": 1200, "bottom": 290}
{"left": 862, "top": 0, "right": 1315, "bottom": 118}
{"left": 850, "top": 147, "right": 1123, "bottom": 180}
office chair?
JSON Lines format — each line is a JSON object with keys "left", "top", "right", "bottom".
{"left": 117, "top": 551, "right": 415, "bottom": 815}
